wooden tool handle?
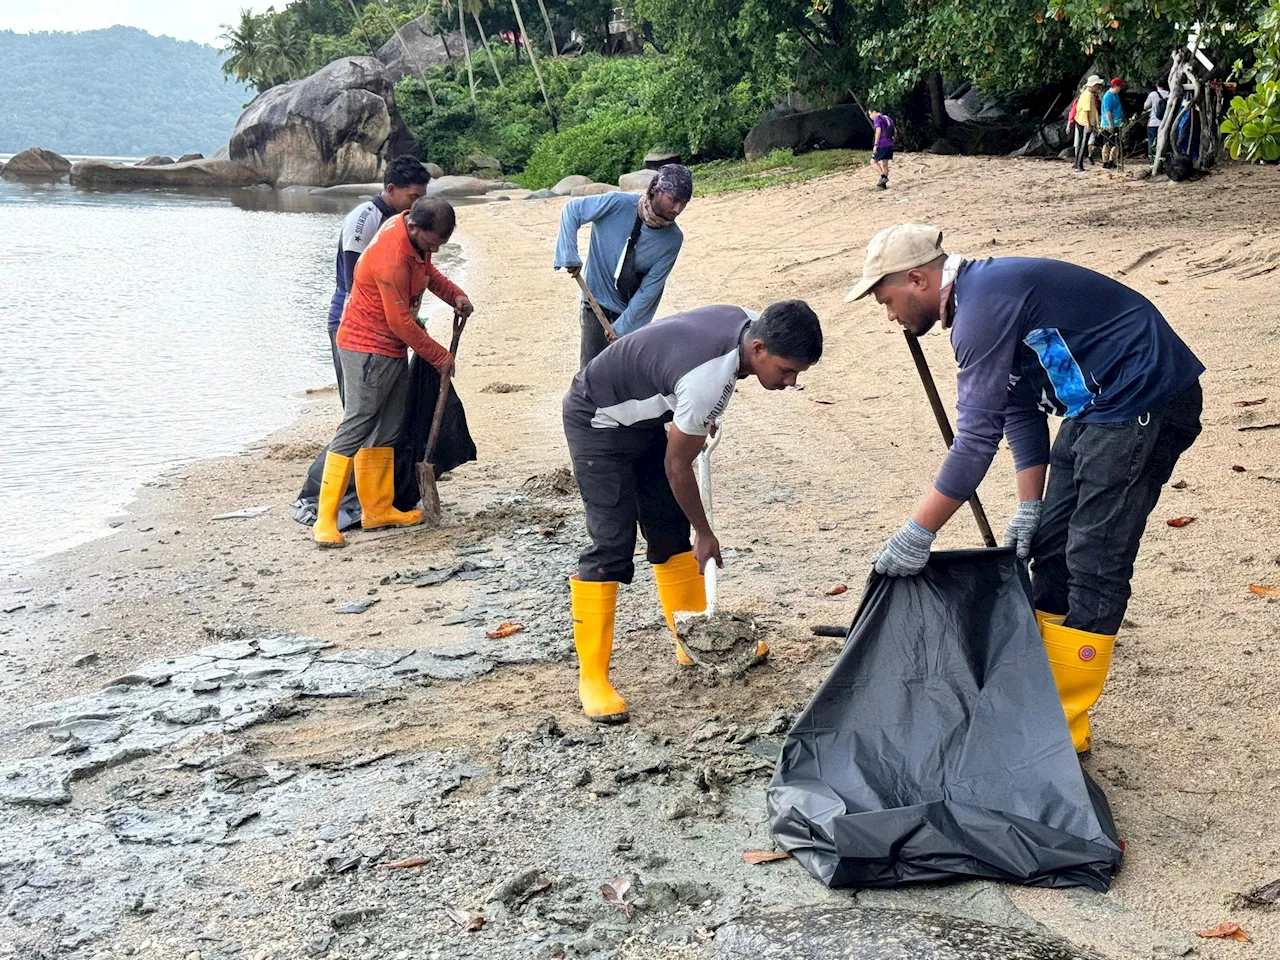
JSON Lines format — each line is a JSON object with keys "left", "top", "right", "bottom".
{"left": 424, "top": 313, "right": 467, "bottom": 465}
{"left": 572, "top": 272, "right": 618, "bottom": 340}
{"left": 903, "top": 332, "right": 998, "bottom": 548}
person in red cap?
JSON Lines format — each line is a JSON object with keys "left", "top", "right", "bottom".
{"left": 1099, "top": 79, "right": 1127, "bottom": 169}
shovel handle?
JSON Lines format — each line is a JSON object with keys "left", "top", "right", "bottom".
{"left": 902, "top": 332, "right": 998, "bottom": 548}
{"left": 424, "top": 313, "right": 468, "bottom": 466}
{"left": 572, "top": 272, "right": 619, "bottom": 342}
{"left": 697, "top": 426, "right": 720, "bottom": 614}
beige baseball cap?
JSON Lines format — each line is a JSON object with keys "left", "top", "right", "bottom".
{"left": 844, "top": 223, "right": 945, "bottom": 302}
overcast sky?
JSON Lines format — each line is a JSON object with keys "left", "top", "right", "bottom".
{"left": 0, "top": 0, "right": 252, "bottom": 46}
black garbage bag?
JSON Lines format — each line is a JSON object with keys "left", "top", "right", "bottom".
{"left": 292, "top": 354, "right": 477, "bottom": 530}
{"left": 768, "top": 548, "right": 1123, "bottom": 892}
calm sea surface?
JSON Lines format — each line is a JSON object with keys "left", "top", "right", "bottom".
{"left": 0, "top": 178, "right": 462, "bottom": 576}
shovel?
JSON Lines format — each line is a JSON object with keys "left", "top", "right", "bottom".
{"left": 572, "top": 272, "right": 619, "bottom": 343}
{"left": 696, "top": 424, "right": 723, "bottom": 615}
{"left": 417, "top": 311, "right": 468, "bottom": 525}
{"left": 674, "top": 425, "right": 765, "bottom": 673}
{"left": 902, "top": 332, "right": 997, "bottom": 547}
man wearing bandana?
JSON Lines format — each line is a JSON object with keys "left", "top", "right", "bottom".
{"left": 554, "top": 164, "right": 693, "bottom": 367}
{"left": 846, "top": 223, "right": 1204, "bottom": 755}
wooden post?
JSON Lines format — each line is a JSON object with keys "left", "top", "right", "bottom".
{"left": 458, "top": 0, "right": 476, "bottom": 103}
{"left": 534, "top": 0, "right": 559, "bottom": 56}
{"left": 511, "top": 0, "right": 556, "bottom": 130}
{"left": 473, "top": 12, "right": 503, "bottom": 86}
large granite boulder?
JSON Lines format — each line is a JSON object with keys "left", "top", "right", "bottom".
{"left": 425, "top": 161, "right": 445, "bottom": 179}
{"left": 618, "top": 169, "right": 657, "bottom": 191}
{"left": 1010, "top": 123, "right": 1074, "bottom": 158}
{"left": 377, "top": 13, "right": 463, "bottom": 83}
{"left": 551, "top": 174, "right": 592, "bottom": 196}
{"left": 228, "top": 57, "right": 417, "bottom": 187}
{"left": 570, "top": 183, "right": 619, "bottom": 196}
{"left": 743, "top": 104, "right": 873, "bottom": 160}
{"left": 426, "top": 175, "right": 490, "bottom": 198}
{"left": 2, "top": 146, "right": 72, "bottom": 179}
{"left": 70, "top": 157, "right": 264, "bottom": 188}
{"left": 177, "top": 153, "right": 205, "bottom": 163}
{"left": 465, "top": 154, "right": 503, "bottom": 176}
{"left": 136, "top": 155, "right": 175, "bottom": 166}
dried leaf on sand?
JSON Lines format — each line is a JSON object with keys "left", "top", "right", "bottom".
{"left": 486, "top": 622, "right": 524, "bottom": 639}
{"left": 1196, "top": 921, "right": 1251, "bottom": 941}
{"left": 445, "top": 906, "right": 485, "bottom": 932}
{"left": 743, "top": 849, "right": 792, "bottom": 864}
{"left": 601, "top": 876, "right": 634, "bottom": 918}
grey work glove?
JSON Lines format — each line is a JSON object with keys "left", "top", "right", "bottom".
{"left": 1002, "top": 499, "right": 1043, "bottom": 560}
{"left": 874, "top": 520, "right": 936, "bottom": 577}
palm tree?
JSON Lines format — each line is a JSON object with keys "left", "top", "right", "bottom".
{"left": 219, "top": 9, "right": 267, "bottom": 88}
{"left": 260, "top": 14, "right": 312, "bottom": 86}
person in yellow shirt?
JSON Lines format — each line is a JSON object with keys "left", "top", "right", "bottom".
{"left": 1072, "top": 76, "right": 1104, "bottom": 173}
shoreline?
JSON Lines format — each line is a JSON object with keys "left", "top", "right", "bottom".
{"left": 3, "top": 155, "right": 1280, "bottom": 959}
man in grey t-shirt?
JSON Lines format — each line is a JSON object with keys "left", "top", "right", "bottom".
{"left": 562, "top": 301, "right": 823, "bottom": 724}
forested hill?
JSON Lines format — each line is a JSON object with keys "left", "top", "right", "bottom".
{"left": 0, "top": 26, "right": 251, "bottom": 157}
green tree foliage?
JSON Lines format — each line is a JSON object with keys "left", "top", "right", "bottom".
{"left": 220, "top": 9, "right": 269, "bottom": 86}
{"left": 261, "top": 14, "right": 313, "bottom": 86}
{"left": 520, "top": 109, "right": 657, "bottom": 185}
{"left": 1222, "top": 0, "right": 1280, "bottom": 161}
{"left": 0, "top": 26, "right": 251, "bottom": 157}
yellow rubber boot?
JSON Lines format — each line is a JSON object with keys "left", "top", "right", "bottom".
{"left": 354, "top": 447, "right": 422, "bottom": 530}
{"left": 653, "top": 552, "right": 705, "bottom": 665}
{"left": 1034, "top": 609, "right": 1064, "bottom": 634}
{"left": 570, "top": 576, "right": 628, "bottom": 723}
{"left": 313, "top": 452, "right": 354, "bottom": 547}
{"left": 1041, "top": 620, "right": 1116, "bottom": 753}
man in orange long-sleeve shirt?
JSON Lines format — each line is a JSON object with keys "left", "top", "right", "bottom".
{"left": 314, "top": 196, "right": 474, "bottom": 547}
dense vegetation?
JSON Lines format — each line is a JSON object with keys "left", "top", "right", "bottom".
{"left": 0, "top": 26, "right": 250, "bottom": 157}
{"left": 221, "top": 0, "right": 1280, "bottom": 179}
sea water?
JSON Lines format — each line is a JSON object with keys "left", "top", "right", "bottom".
{"left": 0, "top": 178, "right": 462, "bottom": 575}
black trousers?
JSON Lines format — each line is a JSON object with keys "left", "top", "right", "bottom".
{"left": 564, "top": 414, "right": 691, "bottom": 583}
{"left": 1073, "top": 126, "right": 1091, "bottom": 170}
{"left": 1030, "top": 382, "right": 1203, "bottom": 635}
{"left": 579, "top": 301, "right": 620, "bottom": 369}
{"left": 329, "top": 327, "right": 346, "bottom": 407}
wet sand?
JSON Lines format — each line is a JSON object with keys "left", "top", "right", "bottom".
{"left": 2, "top": 155, "right": 1280, "bottom": 959}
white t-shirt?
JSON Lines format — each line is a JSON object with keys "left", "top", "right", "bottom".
{"left": 1144, "top": 90, "right": 1167, "bottom": 127}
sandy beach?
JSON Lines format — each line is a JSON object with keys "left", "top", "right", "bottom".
{"left": 3, "top": 155, "right": 1280, "bottom": 960}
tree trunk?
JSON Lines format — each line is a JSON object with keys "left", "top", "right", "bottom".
{"left": 474, "top": 13, "right": 503, "bottom": 87}
{"left": 511, "top": 0, "right": 556, "bottom": 130}
{"left": 1153, "top": 49, "right": 1190, "bottom": 176}
{"left": 927, "top": 72, "right": 949, "bottom": 133}
{"left": 534, "top": 0, "right": 559, "bottom": 56}
{"left": 459, "top": 1, "right": 476, "bottom": 104}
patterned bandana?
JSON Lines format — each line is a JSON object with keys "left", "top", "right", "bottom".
{"left": 639, "top": 162, "right": 693, "bottom": 228}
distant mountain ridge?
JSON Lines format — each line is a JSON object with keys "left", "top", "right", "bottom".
{"left": 0, "top": 26, "right": 251, "bottom": 157}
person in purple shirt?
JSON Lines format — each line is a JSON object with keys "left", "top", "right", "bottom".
{"left": 869, "top": 109, "right": 895, "bottom": 190}
{"left": 846, "top": 223, "right": 1204, "bottom": 754}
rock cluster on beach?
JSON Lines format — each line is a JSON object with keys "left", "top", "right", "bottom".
{"left": 1, "top": 146, "right": 73, "bottom": 180}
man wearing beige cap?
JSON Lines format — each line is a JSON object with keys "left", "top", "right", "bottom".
{"left": 846, "top": 223, "right": 1204, "bottom": 753}
{"left": 1072, "top": 76, "right": 1105, "bottom": 172}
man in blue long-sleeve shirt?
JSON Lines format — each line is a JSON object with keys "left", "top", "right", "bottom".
{"left": 554, "top": 164, "right": 691, "bottom": 366}
{"left": 846, "top": 223, "right": 1204, "bottom": 753}
{"left": 326, "top": 156, "right": 432, "bottom": 403}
